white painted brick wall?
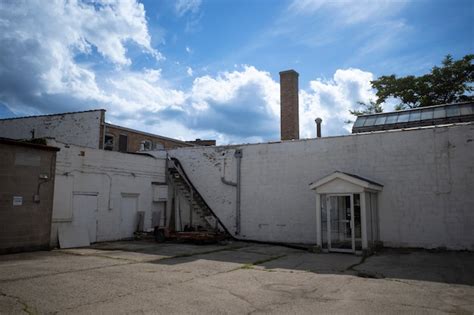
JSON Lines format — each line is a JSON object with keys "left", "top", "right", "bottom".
{"left": 48, "top": 140, "right": 166, "bottom": 246}
{"left": 169, "top": 123, "right": 474, "bottom": 250}
{"left": 0, "top": 110, "right": 103, "bottom": 148}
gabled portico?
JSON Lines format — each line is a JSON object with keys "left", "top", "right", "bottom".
{"left": 310, "top": 172, "right": 383, "bottom": 254}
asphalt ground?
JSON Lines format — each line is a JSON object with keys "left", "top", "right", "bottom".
{"left": 1, "top": 240, "right": 473, "bottom": 314}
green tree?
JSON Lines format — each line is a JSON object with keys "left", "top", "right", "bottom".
{"left": 345, "top": 100, "right": 383, "bottom": 124}
{"left": 372, "top": 54, "right": 474, "bottom": 110}
{"left": 349, "top": 100, "right": 383, "bottom": 116}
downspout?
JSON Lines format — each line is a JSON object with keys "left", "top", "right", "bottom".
{"left": 234, "top": 149, "right": 242, "bottom": 235}
{"left": 221, "top": 149, "right": 242, "bottom": 235}
{"left": 164, "top": 157, "right": 168, "bottom": 227}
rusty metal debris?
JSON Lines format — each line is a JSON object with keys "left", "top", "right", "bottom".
{"left": 154, "top": 227, "right": 226, "bottom": 244}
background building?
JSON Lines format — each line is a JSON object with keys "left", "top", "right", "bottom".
{"left": 104, "top": 123, "right": 193, "bottom": 152}
{"left": 0, "top": 109, "right": 196, "bottom": 152}
{"left": 48, "top": 140, "right": 167, "bottom": 248}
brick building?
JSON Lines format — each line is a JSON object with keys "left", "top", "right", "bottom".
{"left": 104, "top": 123, "right": 193, "bottom": 152}
{"left": 0, "top": 110, "right": 198, "bottom": 152}
{"left": 185, "top": 138, "right": 216, "bottom": 146}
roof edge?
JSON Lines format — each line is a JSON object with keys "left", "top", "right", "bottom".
{"left": 356, "top": 101, "right": 473, "bottom": 118}
{"left": 0, "top": 137, "right": 60, "bottom": 151}
{"left": 0, "top": 109, "right": 106, "bottom": 121}
{"left": 309, "top": 171, "right": 383, "bottom": 191}
{"left": 104, "top": 123, "right": 194, "bottom": 146}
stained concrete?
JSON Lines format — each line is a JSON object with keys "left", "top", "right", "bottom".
{"left": 0, "top": 241, "right": 473, "bottom": 314}
{"left": 169, "top": 123, "right": 474, "bottom": 249}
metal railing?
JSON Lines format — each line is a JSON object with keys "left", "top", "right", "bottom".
{"left": 167, "top": 156, "right": 231, "bottom": 235}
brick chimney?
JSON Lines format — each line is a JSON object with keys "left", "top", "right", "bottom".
{"left": 279, "top": 70, "right": 299, "bottom": 140}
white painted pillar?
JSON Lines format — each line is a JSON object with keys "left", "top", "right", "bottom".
{"left": 374, "top": 193, "right": 380, "bottom": 241}
{"left": 360, "top": 192, "right": 368, "bottom": 249}
{"left": 174, "top": 190, "right": 180, "bottom": 231}
{"left": 315, "top": 193, "right": 322, "bottom": 247}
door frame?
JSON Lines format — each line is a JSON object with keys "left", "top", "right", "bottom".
{"left": 72, "top": 191, "right": 99, "bottom": 243}
{"left": 326, "top": 193, "right": 355, "bottom": 253}
{"left": 120, "top": 193, "right": 140, "bottom": 239}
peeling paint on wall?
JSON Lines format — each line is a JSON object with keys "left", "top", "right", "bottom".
{"left": 169, "top": 124, "right": 474, "bottom": 250}
{"left": 48, "top": 140, "right": 166, "bottom": 246}
{"left": 0, "top": 110, "right": 104, "bottom": 148}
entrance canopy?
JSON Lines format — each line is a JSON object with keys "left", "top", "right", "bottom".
{"left": 310, "top": 172, "right": 383, "bottom": 254}
{"left": 310, "top": 171, "right": 383, "bottom": 194}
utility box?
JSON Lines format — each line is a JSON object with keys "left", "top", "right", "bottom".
{"left": 152, "top": 183, "right": 168, "bottom": 202}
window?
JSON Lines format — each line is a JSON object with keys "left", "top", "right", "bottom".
{"left": 460, "top": 103, "right": 474, "bottom": 116}
{"left": 353, "top": 117, "right": 367, "bottom": 128}
{"left": 446, "top": 105, "right": 460, "bottom": 117}
{"left": 141, "top": 140, "right": 152, "bottom": 151}
{"left": 374, "top": 115, "right": 387, "bottom": 125}
{"left": 363, "top": 116, "right": 377, "bottom": 127}
{"left": 119, "top": 134, "right": 128, "bottom": 152}
{"left": 104, "top": 134, "right": 114, "bottom": 151}
{"left": 421, "top": 109, "right": 434, "bottom": 120}
{"left": 433, "top": 107, "right": 446, "bottom": 119}
{"left": 385, "top": 114, "right": 398, "bottom": 124}
{"left": 397, "top": 112, "right": 410, "bottom": 123}
{"left": 409, "top": 110, "right": 421, "bottom": 122}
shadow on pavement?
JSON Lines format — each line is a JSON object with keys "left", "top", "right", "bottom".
{"left": 26, "top": 239, "right": 474, "bottom": 286}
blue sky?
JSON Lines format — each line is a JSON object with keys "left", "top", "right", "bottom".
{"left": 0, "top": 0, "right": 472, "bottom": 144}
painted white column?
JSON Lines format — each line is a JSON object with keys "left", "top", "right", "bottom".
{"left": 174, "top": 189, "right": 180, "bottom": 231}
{"left": 374, "top": 194, "right": 380, "bottom": 241}
{"left": 315, "top": 194, "right": 322, "bottom": 247}
{"left": 360, "top": 192, "right": 368, "bottom": 249}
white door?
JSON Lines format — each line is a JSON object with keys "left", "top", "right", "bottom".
{"left": 72, "top": 193, "right": 98, "bottom": 243}
{"left": 120, "top": 194, "right": 139, "bottom": 239}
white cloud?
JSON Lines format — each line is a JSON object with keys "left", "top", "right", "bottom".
{"left": 174, "top": 0, "right": 203, "bottom": 33}
{"left": 289, "top": 0, "right": 407, "bottom": 24}
{"left": 92, "top": 66, "right": 280, "bottom": 144}
{"left": 264, "top": 0, "right": 409, "bottom": 54}
{"left": 350, "top": 20, "right": 410, "bottom": 61}
{"left": 288, "top": 0, "right": 326, "bottom": 15}
{"left": 164, "top": 66, "right": 374, "bottom": 142}
{"left": 104, "top": 69, "right": 186, "bottom": 114}
{"left": 186, "top": 46, "right": 192, "bottom": 53}
{"left": 175, "top": 0, "right": 202, "bottom": 17}
{"left": 299, "top": 68, "right": 376, "bottom": 137}
{"left": 0, "top": 0, "right": 161, "bottom": 115}
{"left": 187, "top": 67, "right": 194, "bottom": 76}
{"left": 190, "top": 66, "right": 279, "bottom": 114}
{"left": 0, "top": 1, "right": 376, "bottom": 144}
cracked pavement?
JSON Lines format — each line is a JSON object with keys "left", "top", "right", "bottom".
{"left": 0, "top": 241, "right": 473, "bottom": 314}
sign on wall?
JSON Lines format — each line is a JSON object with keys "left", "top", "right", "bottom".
{"left": 153, "top": 184, "right": 168, "bottom": 202}
{"left": 13, "top": 196, "right": 23, "bottom": 206}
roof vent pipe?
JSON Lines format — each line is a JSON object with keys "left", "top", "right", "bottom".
{"left": 315, "top": 118, "right": 322, "bottom": 138}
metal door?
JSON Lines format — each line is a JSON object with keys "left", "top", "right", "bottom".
{"left": 120, "top": 194, "right": 139, "bottom": 239}
{"left": 72, "top": 193, "right": 98, "bottom": 243}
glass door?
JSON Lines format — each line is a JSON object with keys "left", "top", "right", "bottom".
{"left": 327, "top": 194, "right": 355, "bottom": 253}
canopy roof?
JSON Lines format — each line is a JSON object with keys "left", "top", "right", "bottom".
{"left": 310, "top": 171, "right": 383, "bottom": 193}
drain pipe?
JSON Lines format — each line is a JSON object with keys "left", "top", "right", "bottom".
{"left": 234, "top": 149, "right": 242, "bottom": 235}
{"left": 220, "top": 149, "right": 243, "bottom": 235}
